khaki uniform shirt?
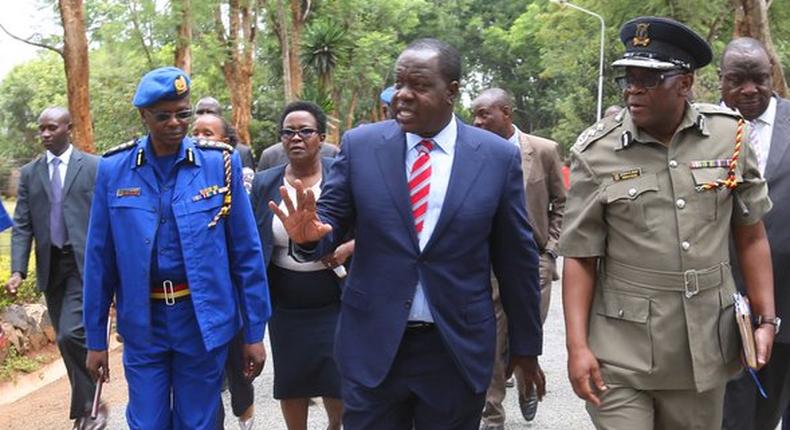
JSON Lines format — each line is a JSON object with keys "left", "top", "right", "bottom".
{"left": 558, "top": 103, "right": 772, "bottom": 392}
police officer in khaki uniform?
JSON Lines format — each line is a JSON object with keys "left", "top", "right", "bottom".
{"left": 559, "top": 17, "right": 777, "bottom": 429}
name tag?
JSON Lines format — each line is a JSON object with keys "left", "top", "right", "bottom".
{"left": 612, "top": 168, "right": 642, "bottom": 181}
{"left": 116, "top": 187, "right": 141, "bottom": 197}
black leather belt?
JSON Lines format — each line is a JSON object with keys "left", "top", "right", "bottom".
{"left": 406, "top": 321, "right": 435, "bottom": 331}
{"left": 51, "top": 245, "right": 73, "bottom": 255}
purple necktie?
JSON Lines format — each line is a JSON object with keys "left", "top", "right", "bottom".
{"left": 50, "top": 158, "right": 66, "bottom": 248}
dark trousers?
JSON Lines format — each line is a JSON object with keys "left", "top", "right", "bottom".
{"left": 723, "top": 342, "right": 790, "bottom": 430}
{"left": 341, "top": 326, "right": 486, "bottom": 430}
{"left": 217, "top": 331, "right": 254, "bottom": 428}
{"left": 45, "top": 247, "right": 95, "bottom": 419}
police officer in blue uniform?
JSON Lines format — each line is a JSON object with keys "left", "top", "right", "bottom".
{"left": 83, "top": 67, "right": 271, "bottom": 430}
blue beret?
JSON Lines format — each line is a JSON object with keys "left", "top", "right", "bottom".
{"left": 613, "top": 17, "right": 712, "bottom": 71}
{"left": 380, "top": 86, "right": 395, "bottom": 104}
{"left": 133, "top": 67, "right": 191, "bottom": 108}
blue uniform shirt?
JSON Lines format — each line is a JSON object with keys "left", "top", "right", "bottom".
{"left": 83, "top": 136, "right": 271, "bottom": 351}
{"left": 147, "top": 138, "right": 187, "bottom": 282}
{"left": 0, "top": 200, "right": 11, "bottom": 232}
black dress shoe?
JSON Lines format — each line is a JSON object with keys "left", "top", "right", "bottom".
{"left": 519, "top": 388, "right": 538, "bottom": 422}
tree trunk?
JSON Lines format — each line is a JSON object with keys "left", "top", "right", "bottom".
{"left": 276, "top": 0, "right": 294, "bottom": 101}
{"left": 215, "top": 0, "right": 258, "bottom": 145}
{"left": 58, "top": 0, "right": 95, "bottom": 153}
{"left": 345, "top": 90, "right": 358, "bottom": 130}
{"left": 174, "top": 0, "right": 192, "bottom": 74}
{"left": 733, "top": 0, "right": 787, "bottom": 97}
{"left": 287, "top": 0, "right": 304, "bottom": 98}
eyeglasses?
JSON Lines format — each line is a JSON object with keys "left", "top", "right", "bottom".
{"left": 615, "top": 71, "right": 686, "bottom": 91}
{"left": 279, "top": 128, "right": 319, "bottom": 140}
{"left": 147, "top": 109, "right": 193, "bottom": 123}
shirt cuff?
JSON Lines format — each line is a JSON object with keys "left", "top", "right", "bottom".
{"left": 243, "top": 323, "right": 266, "bottom": 344}
{"left": 86, "top": 328, "right": 108, "bottom": 351}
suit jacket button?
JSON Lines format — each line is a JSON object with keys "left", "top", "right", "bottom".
{"left": 404, "top": 300, "right": 412, "bottom": 309}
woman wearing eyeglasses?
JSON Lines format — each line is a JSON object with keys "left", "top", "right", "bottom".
{"left": 250, "top": 101, "right": 351, "bottom": 430}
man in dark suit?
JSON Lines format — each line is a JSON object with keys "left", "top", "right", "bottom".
{"left": 722, "top": 37, "right": 790, "bottom": 430}
{"left": 270, "top": 38, "right": 544, "bottom": 429}
{"left": 5, "top": 107, "right": 104, "bottom": 429}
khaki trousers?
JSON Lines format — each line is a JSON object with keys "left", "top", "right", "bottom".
{"left": 481, "top": 253, "right": 554, "bottom": 426}
{"left": 587, "top": 384, "right": 726, "bottom": 430}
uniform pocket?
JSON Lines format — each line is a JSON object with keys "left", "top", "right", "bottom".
{"left": 589, "top": 289, "right": 653, "bottom": 373}
{"left": 717, "top": 286, "right": 739, "bottom": 364}
{"left": 605, "top": 174, "right": 659, "bottom": 232}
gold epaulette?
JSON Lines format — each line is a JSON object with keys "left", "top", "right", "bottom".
{"left": 102, "top": 140, "right": 137, "bottom": 157}
{"left": 194, "top": 138, "right": 233, "bottom": 152}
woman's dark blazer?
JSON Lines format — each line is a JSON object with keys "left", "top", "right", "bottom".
{"left": 250, "top": 157, "right": 336, "bottom": 266}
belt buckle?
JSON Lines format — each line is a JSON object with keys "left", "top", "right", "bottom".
{"left": 163, "top": 280, "right": 176, "bottom": 306}
{"left": 683, "top": 269, "right": 699, "bottom": 298}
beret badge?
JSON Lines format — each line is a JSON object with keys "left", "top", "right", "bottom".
{"left": 174, "top": 75, "right": 189, "bottom": 95}
{"left": 633, "top": 23, "right": 651, "bottom": 47}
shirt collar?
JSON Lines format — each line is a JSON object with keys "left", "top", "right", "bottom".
{"left": 621, "top": 102, "right": 701, "bottom": 146}
{"left": 755, "top": 96, "right": 777, "bottom": 126}
{"left": 143, "top": 135, "right": 192, "bottom": 165}
{"left": 405, "top": 115, "right": 458, "bottom": 154}
{"left": 46, "top": 144, "right": 73, "bottom": 166}
{"left": 508, "top": 125, "right": 522, "bottom": 147}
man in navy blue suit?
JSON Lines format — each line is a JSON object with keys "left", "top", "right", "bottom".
{"left": 270, "top": 38, "right": 544, "bottom": 429}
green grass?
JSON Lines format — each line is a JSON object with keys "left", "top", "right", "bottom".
{"left": 0, "top": 199, "right": 12, "bottom": 261}
{"left": 0, "top": 345, "right": 50, "bottom": 382}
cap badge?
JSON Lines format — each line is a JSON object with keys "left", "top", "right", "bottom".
{"left": 174, "top": 75, "right": 188, "bottom": 95}
{"left": 633, "top": 23, "right": 651, "bottom": 47}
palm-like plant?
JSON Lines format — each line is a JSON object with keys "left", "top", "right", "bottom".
{"left": 300, "top": 19, "right": 350, "bottom": 92}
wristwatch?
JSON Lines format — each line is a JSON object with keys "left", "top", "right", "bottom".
{"left": 756, "top": 315, "right": 782, "bottom": 335}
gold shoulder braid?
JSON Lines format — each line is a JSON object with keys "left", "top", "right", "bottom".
{"left": 194, "top": 138, "right": 234, "bottom": 228}
{"left": 697, "top": 118, "right": 744, "bottom": 191}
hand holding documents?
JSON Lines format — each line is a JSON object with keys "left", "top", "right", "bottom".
{"left": 733, "top": 293, "right": 768, "bottom": 399}
{"left": 733, "top": 292, "right": 757, "bottom": 369}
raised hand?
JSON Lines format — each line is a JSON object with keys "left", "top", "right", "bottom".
{"left": 268, "top": 179, "right": 332, "bottom": 245}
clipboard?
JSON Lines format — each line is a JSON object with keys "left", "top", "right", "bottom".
{"left": 733, "top": 293, "right": 758, "bottom": 369}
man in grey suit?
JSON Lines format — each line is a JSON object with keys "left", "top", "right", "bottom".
{"left": 721, "top": 37, "right": 789, "bottom": 430}
{"left": 256, "top": 139, "right": 338, "bottom": 171}
{"left": 5, "top": 107, "right": 105, "bottom": 429}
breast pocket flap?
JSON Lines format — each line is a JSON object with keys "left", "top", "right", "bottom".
{"left": 605, "top": 175, "right": 659, "bottom": 204}
{"left": 598, "top": 291, "right": 650, "bottom": 323}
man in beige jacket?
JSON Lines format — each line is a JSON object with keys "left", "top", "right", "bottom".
{"left": 472, "top": 88, "right": 566, "bottom": 429}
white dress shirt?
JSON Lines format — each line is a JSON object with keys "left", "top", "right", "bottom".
{"left": 507, "top": 124, "right": 523, "bottom": 148}
{"left": 404, "top": 115, "right": 458, "bottom": 322}
{"left": 752, "top": 96, "right": 777, "bottom": 176}
{"left": 46, "top": 144, "right": 73, "bottom": 187}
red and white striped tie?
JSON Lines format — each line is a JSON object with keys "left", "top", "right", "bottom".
{"left": 409, "top": 139, "right": 433, "bottom": 235}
